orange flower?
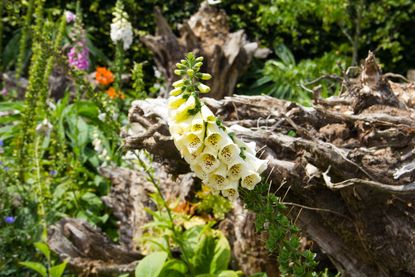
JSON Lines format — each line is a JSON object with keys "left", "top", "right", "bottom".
{"left": 96, "top": 67, "right": 114, "bottom": 86}
{"left": 106, "top": 87, "right": 125, "bottom": 99}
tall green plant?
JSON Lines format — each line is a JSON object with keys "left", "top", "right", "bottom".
{"left": 15, "top": 0, "right": 35, "bottom": 78}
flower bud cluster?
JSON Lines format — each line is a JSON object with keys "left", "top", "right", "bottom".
{"left": 168, "top": 54, "right": 267, "bottom": 200}
{"left": 110, "top": 0, "right": 133, "bottom": 50}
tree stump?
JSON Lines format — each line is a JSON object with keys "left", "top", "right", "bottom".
{"left": 49, "top": 52, "right": 415, "bottom": 276}
{"left": 141, "top": 2, "right": 270, "bottom": 99}
{"left": 123, "top": 52, "right": 415, "bottom": 276}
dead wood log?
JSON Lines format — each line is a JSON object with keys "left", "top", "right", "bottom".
{"left": 141, "top": 2, "right": 270, "bottom": 99}
{"left": 121, "top": 52, "right": 415, "bottom": 276}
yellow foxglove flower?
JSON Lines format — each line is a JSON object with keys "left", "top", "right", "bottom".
{"left": 172, "top": 79, "right": 185, "bottom": 88}
{"left": 228, "top": 157, "right": 246, "bottom": 180}
{"left": 204, "top": 123, "right": 229, "bottom": 151}
{"left": 201, "top": 105, "right": 216, "bottom": 123}
{"left": 241, "top": 171, "right": 262, "bottom": 190}
{"left": 176, "top": 133, "right": 203, "bottom": 154}
{"left": 172, "top": 95, "right": 196, "bottom": 122}
{"left": 198, "top": 149, "right": 220, "bottom": 173}
{"left": 221, "top": 183, "right": 239, "bottom": 201}
{"left": 233, "top": 136, "right": 257, "bottom": 156}
{"left": 219, "top": 143, "right": 240, "bottom": 165}
{"left": 207, "top": 164, "right": 228, "bottom": 189}
{"left": 197, "top": 83, "right": 211, "bottom": 93}
{"left": 245, "top": 152, "right": 268, "bottom": 174}
{"left": 190, "top": 113, "right": 205, "bottom": 134}
{"left": 170, "top": 87, "right": 183, "bottom": 96}
{"left": 181, "top": 146, "right": 203, "bottom": 164}
{"left": 168, "top": 95, "right": 186, "bottom": 110}
{"left": 191, "top": 164, "right": 208, "bottom": 181}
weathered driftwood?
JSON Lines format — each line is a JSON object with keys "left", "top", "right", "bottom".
{"left": 141, "top": 2, "right": 270, "bottom": 99}
{"left": 121, "top": 52, "right": 415, "bottom": 276}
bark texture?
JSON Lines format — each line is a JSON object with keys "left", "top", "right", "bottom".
{"left": 141, "top": 2, "right": 270, "bottom": 99}
{"left": 122, "top": 52, "right": 415, "bottom": 276}
{"left": 48, "top": 52, "right": 415, "bottom": 276}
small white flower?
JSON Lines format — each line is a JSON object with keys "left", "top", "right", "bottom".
{"left": 98, "top": 113, "right": 106, "bottom": 121}
{"left": 35, "top": 119, "right": 53, "bottom": 135}
{"left": 207, "top": 0, "right": 222, "bottom": 5}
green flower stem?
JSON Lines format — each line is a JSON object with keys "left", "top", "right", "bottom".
{"left": 34, "top": 136, "right": 48, "bottom": 242}
{"left": 134, "top": 153, "right": 195, "bottom": 275}
{"left": 114, "top": 40, "right": 124, "bottom": 90}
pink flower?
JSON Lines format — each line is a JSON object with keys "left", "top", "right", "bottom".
{"left": 68, "top": 42, "right": 89, "bottom": 70}
{"left": 65, "top": 11, "right": 76, "bottom": 23}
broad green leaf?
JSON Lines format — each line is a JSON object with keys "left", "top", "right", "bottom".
{"left": 210, "top": 232, "right": 231, "bottom": 274}
{"left": 191, "top": 232, "right": 216, "bottom": 274}
{"left": 217, "top": 270, "right": 241, "bottom": 277}
{"left": 49, "top": 261, "right": 67, "bottom": 277}
{"left": 160, "top": 259, "right": 187, "bottom": 274}
{"left": 19, "top": 262, "right": 47, "bottom": 277}
{"left": 135, "top": 251, "right": 167, "bottom": 277}
{"left": 34, "top": 242, "right": 50, "bottom": 261}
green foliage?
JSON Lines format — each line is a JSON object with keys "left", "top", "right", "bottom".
{"left": 247, "top": 44, "right": 348, "bottom": 106}
{"left": 195, "top": 189, "right": 233, "bottom": 220}
{"left": 19, "top": 242, "right": 67, "bottom": 277}
{"left": 133, "top": 151, "right": 264, "bottom": 277}
{"left": 241, "top": 181, "right": 319, "bottom": 276}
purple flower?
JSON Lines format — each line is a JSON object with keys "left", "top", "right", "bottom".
{"left": 1, "top": 88, "right": 7, "bottom": 96}
{"left": 49, "top": 170, "right": 57, "bottom": 176}
{"left": 4, "top": 216, "right": 15, "bottom": 224}
{"left": 68, "top": 43, "right": 89, "bottom": 71}
{"left": 0, "top": 140, "right": 3, "bottom": 147}
{"left": 65, "top": 11, "right": 76, "bottom": 23}
{"left": 3, "top": 166, "right": 9, "bottom": 171}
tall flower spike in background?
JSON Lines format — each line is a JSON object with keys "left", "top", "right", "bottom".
{"left": 67, "top": 7, "right": 89, "bottom": 71}
{"left": 110, "top": 0, "right": 133, "bottom": 50}
{"left": 167, "top": 53, "right": 267, "bottom": 201}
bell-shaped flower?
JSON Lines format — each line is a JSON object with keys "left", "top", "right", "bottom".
{"left": 207, "top": 164, "right": 228, "bottom": 190}
{"left": 201, "top": 105, "right": 216, "bottom": 123}
{"left": 245, "top": 152, "right": 268, "bottom": 174}
{"left": 169, "top": 119, "right": 191, "bottom": 140}
{"left": 190, "top": 112, "right": 205, "bottom": 135}
{"left": 204, "top": 123, "right": 229, "bottom": 151}
{"left": 233, "top": 136, "right": 257, "bottom": 156}
{"left": 176, "top": 132, "right": 204, "bottom": 154}
{"left": 191, "top": 164, "right": 208, "bottom": 181}
{"left": 197, "top": 83, "right": 210, "bottom": 93}
{"left": 241, "top": 170, "right": 262, "bottom": 190}
{"left": 181, "top": 146, "right": 203, "bottom": 165}
{"left": 172, "top": 95, "right": 196, "bottom": 122}
{"left": 197, "top": 148, "right": 220, "bottom": 173}
{"left": 221, "top": 182, "right": 239, "bottom": 201}
{"left": 227, "top": 157, "right": 246, "bottom": 181}
{"left": 219, "top": 143, "right": 240, "bottom": 165}
{"left": 170, "top": 87, "right": 183, "bottom": 96}
{"left": 168, "top": 95, "right": 186, "bottom": 110}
